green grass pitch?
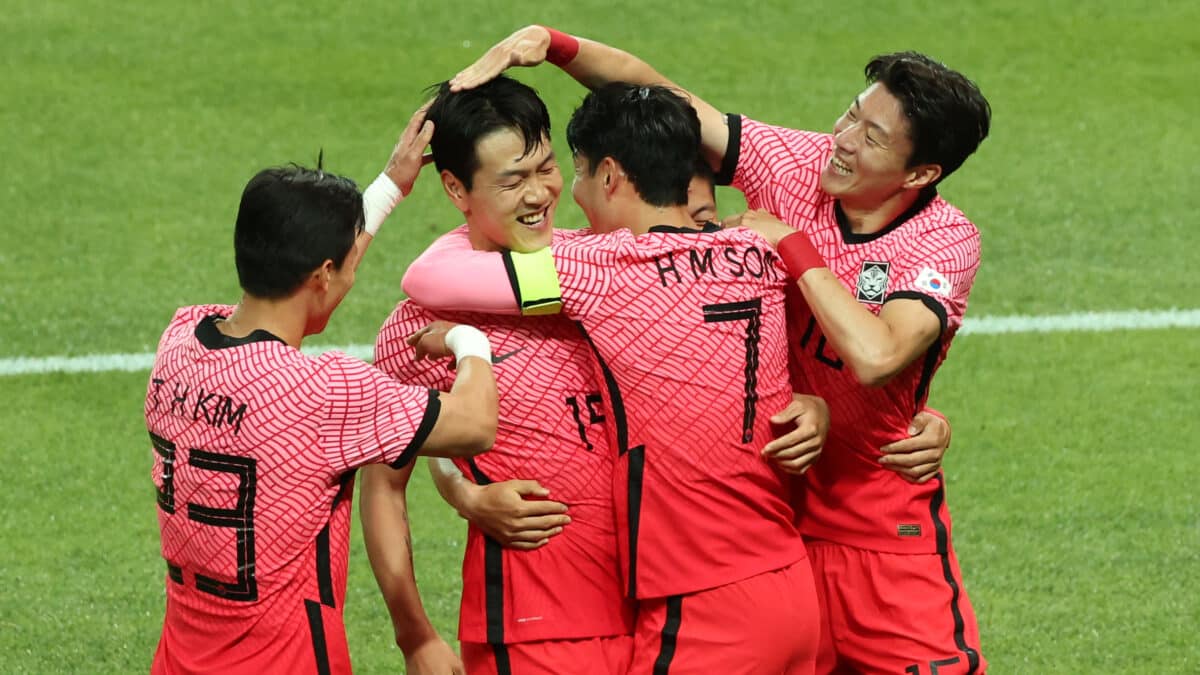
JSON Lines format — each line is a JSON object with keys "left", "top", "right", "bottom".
{"left": 1, "top": 1, "right": 1197, "bottom": 672}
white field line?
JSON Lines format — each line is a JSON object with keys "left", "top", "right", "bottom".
{"left": 2, "top": 309, "right": 1198, "bottom": 377}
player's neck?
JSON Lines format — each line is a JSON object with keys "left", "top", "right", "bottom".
{"left": 839, "top": 188, "right": 921, "bottom": 235}
{"left": 621, "top": 201, "right": 698, "bottom": 236}
{"left": 219, "top": 296, "right": 307, "bottom": 349}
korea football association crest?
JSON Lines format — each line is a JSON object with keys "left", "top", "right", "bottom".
{"left": 855, "top": 261, "right": 890, "bottom": 304}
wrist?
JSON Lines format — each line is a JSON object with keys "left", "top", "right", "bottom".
{"left": 395, "top": 625, "right": 440, "bottom": 655}
{"left": 541, "top": 26, "right": 580, "bottom": 67}
{"left": 777, "top": 231, "right": 827, "bottom": 278}
{"left": 362, "top": 172, "right": 404, "bottom": 236}
{"left": 444, "top": 325, "right": 492, "bottom": 366}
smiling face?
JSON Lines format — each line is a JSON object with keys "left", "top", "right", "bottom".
{"left": 444, "top": 128, "right": 562, "bottom": 253}
{"left": 821, "top": 82, "right": 935, "bottom": 208}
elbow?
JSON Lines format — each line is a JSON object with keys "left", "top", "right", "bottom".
{"left": 847, "top": 354, "right": 901, "bottom": 388}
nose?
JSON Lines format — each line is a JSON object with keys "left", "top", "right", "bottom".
{"left": 525, "top": 176, "right": 551, "bottom": 205}
{"left": 834, "top": 122, "right": 861, "bottom": 153}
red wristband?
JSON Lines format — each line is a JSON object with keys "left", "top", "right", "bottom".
{"left": 542, "top": 27, "right": 580, "bottom": 67}
{"left": 777, "top": 231, "right": 826, "bottom": 278}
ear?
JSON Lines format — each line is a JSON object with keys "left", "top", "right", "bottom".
{"left": 599, "top": 157, "right": 623, "bottom": 199}
{"left": 903, "top": 163, "right": 942, "bottom": 190}
{"left": 441, "top": 170, "right": 469, "bottom": 214}
{"left": 309, "top": 259, "right": 335, "bottom": 294}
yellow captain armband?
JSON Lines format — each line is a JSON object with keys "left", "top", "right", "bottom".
{"left": 502, "top": 247, "right": 564, "bottom": 316}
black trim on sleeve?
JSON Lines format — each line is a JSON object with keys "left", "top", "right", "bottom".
{"left": 315, "top": 524, "right": 336, "bottom": 608}
{"left": 714, "top": 113, "right": 742, "bottom": 186}
{"left": 835, "top": 187, "right": 938, "bottom": 245}
{"left": 304, "top": 599, "right": 332, "bottom": 675}
{"left": 167, "top": 563, "right": 183, "bottom": 584}
{"left": 653, "top": 595, "right": 684, "bottom": 674}
{"left": 884, "top": 291, "right": 948, "bottom": 406}
{"left": 930, "top": 480, "right": 982, "bottom": 674}
{"left": 500, "top": 250, "right": 523, "bottom": 305}
{"left": 391, "top": 389, "right": 441, "bottom": 468}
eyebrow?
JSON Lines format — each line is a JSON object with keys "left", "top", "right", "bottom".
{"left": 852, "top": 97, "right": 892, "bottom": 143}
{"left": 496, "top": 152, "right": 557, "bottom": 180}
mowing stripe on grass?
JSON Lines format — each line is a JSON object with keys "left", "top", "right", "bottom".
{"left": 2, "top": 308, "right": 1198, "bottom": 377}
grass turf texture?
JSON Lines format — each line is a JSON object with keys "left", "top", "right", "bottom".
{"left": 1, "top": 0, "right": 1196, "bottom": 672}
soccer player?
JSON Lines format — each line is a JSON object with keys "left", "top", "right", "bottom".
{"left": 367, "top": 76, "right": 636, "bottom": 675}
{"left": 403, "top": 82, "right": 821, "bottom": 674}
{"left": 452, "top": 26, "right": 991, "bottom": 674}
{"left": 145, "top": 107, "right": 500, "bottom": 675}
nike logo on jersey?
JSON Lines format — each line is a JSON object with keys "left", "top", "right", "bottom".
{"left": 491, "top": 347, "right": 526, "bottom": 364}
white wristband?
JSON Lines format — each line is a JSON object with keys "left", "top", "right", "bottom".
{"left": 362, "top": 172, "right": 404, "bottom": 236}
{"left": 444, "top": 325, "right": 492, "bottom": 366}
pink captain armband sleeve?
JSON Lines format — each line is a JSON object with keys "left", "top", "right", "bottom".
{"left": 400, "top": 230, "right": 522, "bottom": 315}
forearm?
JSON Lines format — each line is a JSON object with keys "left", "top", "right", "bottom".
{"left": 427, "top": 457, "right": 475, "bottom": 516}
{"left": 359, "top": 467, "right": 440, "bottom": 653}
{"left": 796, "top": 270, "right": 914, "bottom": 386}
{"left": 422, "top": 357, "right": 499, "bottom": 456}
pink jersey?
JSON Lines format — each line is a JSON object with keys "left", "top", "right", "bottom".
{"left": 403, "top": 224, "right": 808, "bottom": 600}
{"left": 146, "top": 305, "right": 437, "bottom": 675}
{"left": 377, "top": 229, "right": 633, "bottom": 644}
{"left": 725, "top": 115, "right": 981, "bottom": 553}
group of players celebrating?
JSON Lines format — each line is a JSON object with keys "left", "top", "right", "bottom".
{"left": 145, "top": 25, "right": 991, "bottom": 675}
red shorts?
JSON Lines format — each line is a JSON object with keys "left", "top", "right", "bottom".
{"left": 461, "top": 634, "right": 633, "bottom": 675}
{"left": 628, "top": 559, "right": 819, "bottom": 674}
{"left": 807, "top": 540, "right": 987, "bottom": 675}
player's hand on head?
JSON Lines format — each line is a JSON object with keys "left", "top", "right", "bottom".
{"left": 722, "top": 209, "right": 795, "bottom": 247}
{"left": 450, "top": 25, "right": 551, "bottom": 92}
{"left": 459, "top": 479, "right": 571, "bottom": 550}
{"left": 407, "top": 320, "right": 461, "bottom": 361}
{"left": 384, "top": 100, "right": 436, "bottom": 196}
{"left": 879, "top": 409, "right": 951, "bottom": 484}
{"left": 761, "top": 393, "right": 829, "bottom": 475}
{"left": 402, "top": 635, "right": 465, "bottom": 675}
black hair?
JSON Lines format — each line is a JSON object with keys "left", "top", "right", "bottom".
{"left": 566, "top": 83, "right": 701, "bottom": 207}
{"left": 865, "top": 52, "right": 991, "bottom": 184}
{"left": 425, "top": 75, "right": 552, "bottom": 191}
{"left": 233, "top": 165, "right": 362, "bottom": 299}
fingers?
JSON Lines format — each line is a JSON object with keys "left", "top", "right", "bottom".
{"left": 878, "top": 448, "right": 939, "bottom": 469}
{"left": 772, "top": 449, "right": 822, "bottom": 475}
{"left": 769, "top": 403, "right": 805, "bottom": 425}
{"left": 509, "top": 479, "right": 552, "bottom": 498}
{"left": 879, "top": 435, "right": 936, "bottom": 455}
{"left": 762, "top": 429, "right": 819, "bottom": 457}
{"left": 888, "top": 462, "right": 941, "bottom": 484}
{"left": 512, "top": 514, "right": 571, "bottom": 531}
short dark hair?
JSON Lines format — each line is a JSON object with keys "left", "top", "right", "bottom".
{"left": 233, "top": 166, "right": 363, "bottom": 299}
{"left": 865, "top": 52, "right": 991, "bottom": 184}
{"left": 566, "top": 83, "right": 701, "bottom": 207}
{"left": 425, "top": 75, "right": 552, "bottom": 191}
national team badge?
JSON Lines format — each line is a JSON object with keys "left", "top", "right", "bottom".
{"left": 915, "top": 267, "right": 951, "bottom": 297}
{"left": 855, "top": 261, "right": 890, "bottom": 304}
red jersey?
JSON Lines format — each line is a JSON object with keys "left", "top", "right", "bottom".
{"left": 724, "top": 115, "right": 981, "bottom": 553}
{"left": 376, "top": 231, "right": 633, "bottom": 644}
{"left": 146, "top": 305, "right": 438, "bottom": 675}
{"left": 402, "top": 224, "right": 808, "bottom": 599}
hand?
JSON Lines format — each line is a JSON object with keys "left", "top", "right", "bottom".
{"left": 458, "top": 479, "right": 571, "bottom": 550}
{"left": 450, "top": 25, "right": 552, "bottom": 91}
{"left": 384, "top": 101, "right": 436, "bottom": 196}
{"left": 402, "top": 636, "right": 465, "bottom": 675}
{"left": 722, "top": 209, "right": 796, "bottom": 248}
{"left": 407, "top": 321, "right": 462, "bottom": 361}
{"left": 762, "top": 393, "right": 829, "bottom": 475}
{"left": 879, "top": 410, "right": 951, "bottom": 483}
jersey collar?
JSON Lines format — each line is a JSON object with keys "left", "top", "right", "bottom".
{"left": 195, "top": 314, "right": 286, "bottom": 350}
{"left": 834, "top": 187, "right": 937, "bottom": 245}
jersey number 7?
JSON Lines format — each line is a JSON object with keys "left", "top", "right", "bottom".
{"left": 702, "top": 298, "right": 762, "bottom": 443}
